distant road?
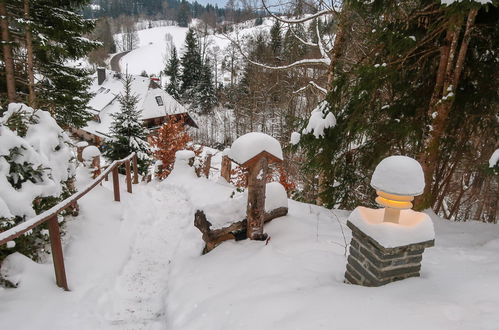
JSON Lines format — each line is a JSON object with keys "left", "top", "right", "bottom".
{"left": 109, "top": 51, "right": 130, "bottom": 72}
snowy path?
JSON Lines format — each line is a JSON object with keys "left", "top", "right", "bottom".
{"left": 100, "top": 183, "right": 192, "bottom": 329}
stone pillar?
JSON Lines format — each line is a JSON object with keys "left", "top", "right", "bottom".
{"left": 345, "top": 221, "right": 434, "bottom": 287}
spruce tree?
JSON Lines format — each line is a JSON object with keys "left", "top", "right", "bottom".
{"left": 194, "top": 59, "right": 217, "bottom": 113}
{"left": 269, "top": 20, "right": 282, "bottom": 58}
{"left": 164, "top": 46, "right": 181, "bottom": 100}
{"left": 30, "top": 0, "right": 98, "bottom": 128}
{"left": 104, "top": 72, "right": 151, "bottom": 173}
{"left": 180, "top": 28, "right": 202, "bottom": 98}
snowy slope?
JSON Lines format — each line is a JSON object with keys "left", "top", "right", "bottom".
{"left": 1, "top": 158, "right": 499, "bottom": 330}
{"left": 115, "top": 19, "right": 275, "bottom": 79}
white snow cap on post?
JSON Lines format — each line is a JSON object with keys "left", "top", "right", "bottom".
{"left": 227, "top": 132, "right": 283, "bottom": 165}
{"left": 371, "top": 156, "right": 425, "bottom": 196}
{"left": 76, "top": 141, "right": 89, "bottom": 148}
{"left": 82, "top": 145, "right": 101, "bottom": 161}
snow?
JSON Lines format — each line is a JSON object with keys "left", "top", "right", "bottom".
{"left": 349, "top": 206, "right": 435, "bottom": 248}
{"left": 81, "top": 145, "right": 100, "bottom": 160}
{"left": 227, "top": 132, "right": 283, "bottom": 165}
{"left": 440, "top": 0, "right": 491, "bottom": 5}
{"left": 1, "top": 156, "right": 499, "bottom": 330}
{"left": 76, "top": 141, "right": 88, "bottom": 148}
{"left": 371, "top": 155, "right": 425, "bottom": 196}
{"left": 290, "top": 131, "right": 301, "bottom": 145}
{"left": 489, "top": 148, "right": 499, "bottom": 168}
{"left": 116, "top": 26, "right": 189, "bottom": 76}
{"left": 203, "top": 182, "right": 288, "bottom": 229}
{"left": 265, "top": 182, "right": 288, "bottom": 212}
{"left": 302, "top": 101, "right": 336, "bottom": 138}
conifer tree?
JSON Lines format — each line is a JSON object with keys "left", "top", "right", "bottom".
{"left": 194, "top": 59, "right": 217, "bottom": 113}
{"left": 180, "top": 28, "right": 202, "bottom": 97}
{"left": 269, "top": 20, "right": 282, "bottom": 57}
{"left": 104, "top": 72, "right": 151, "bottom": 173}
{"left": 30, "top": 0, "right": 98, "bottom": 128}
{"left": 164, "top": 46, "right": 181, "bottom": 100}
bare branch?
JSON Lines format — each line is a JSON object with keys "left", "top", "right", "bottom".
{"left": 221, "top": 32, "right": 330, "bottom": 71}
{"left": 262, "top": 0, "right": 334, "bottom": 24}
{"left": 287, "top": 23, "right": 318, "bottom": 47}
{"left": 293, "top": 81, "right": 327, "bottom": 94}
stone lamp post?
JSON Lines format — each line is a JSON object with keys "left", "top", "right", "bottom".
{"left": 344, "top": 156, "right": 435, "bottom": 287}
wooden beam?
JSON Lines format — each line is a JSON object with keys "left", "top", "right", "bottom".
{"left": 47, "top": 215, "right": 69, "bottom": 291}
{"left": 125, "top": 160, "right": 132, "bottom": 193}
{"left": 112, "top": 167, "right": 120, "bottom": 202}
{"left": 132, "top": 154, "right": 139, "bottom": 184}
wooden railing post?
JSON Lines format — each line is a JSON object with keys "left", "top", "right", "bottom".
{"left": 47, "top": 215, "right": 69, "bottom": 291}
{"left": 132, "top": 154, "right": 139, "bottom": 184}
{"left": 125, "top": 160, "right": 132, "bottom": 193}
{"left": 221, "top": 155, "right": 231, "bottom": 182}
{"left": 112, "top": 166, "right": 120, "bottom": 202}
{"left": 203, "top": 152, "right": 212, "bottom": 178}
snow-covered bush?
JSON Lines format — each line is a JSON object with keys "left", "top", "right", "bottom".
{"left": 0, "top": 103, "right": 76, "bottom": 264}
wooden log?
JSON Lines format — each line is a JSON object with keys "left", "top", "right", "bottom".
{"left": 125, "top": 160, "right": 132, "bottom": 193}
{"left": 221, "top": 155, "right": 231, "bottom": 182}
{"left": 203, "top": 153, "right": 212, "bottom": 178}
{"left": 194, "top": 207, "right": 288, "bottom": 253}
{"left": 246, "top": 156, "right": 268, "bottom": 240}
{"left": 91, "top": 155, "right": 101, "bottom": 179}
{"left": 47, "top": 215, "right": 69, "bottom": 291}
{"left": 112, "top": 167, "right": 120, "bottom": 202}
{"left": 132, "top": 154, "right": 139, "bottom": 184}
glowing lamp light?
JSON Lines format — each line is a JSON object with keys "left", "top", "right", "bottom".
{"left": 370, "top": 156, "right": 425, "bottom": 224}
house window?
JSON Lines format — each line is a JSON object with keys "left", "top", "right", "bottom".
{"left": 97, "top": 87, "right": 105, "bottom": 93}
{"left": 155, "top": 96, "right": 164, "bottom": 106}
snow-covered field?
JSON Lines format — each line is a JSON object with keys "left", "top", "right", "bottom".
{"left": 1, "top": 155, "right": 499, "bottom": 329}
{"left": 116, "top": 19, "right": 275, "bottom": 80}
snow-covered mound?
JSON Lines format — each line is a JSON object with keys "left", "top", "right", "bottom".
{"left": 203, "top": 182, "right": 288, "bottom": 229}
{"left": 0, "top": 103, "right": 74, "bottom": 219}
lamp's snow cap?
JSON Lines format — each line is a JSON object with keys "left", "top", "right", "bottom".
{"left": 228, "top": 132, "right": 283, "bottom": 165}
{"left": 371, "top": 156, "right": 425, "bottom": 196}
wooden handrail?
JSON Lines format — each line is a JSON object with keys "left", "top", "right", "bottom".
{"left": 0, "top": 152, "right": 139, "bottom": 291}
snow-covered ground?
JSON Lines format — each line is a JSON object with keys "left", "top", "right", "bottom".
{"left": 1, "top": 156, "right": 499, "bottom": 329}
{"left": 115, "top": 19, "right": 275, "bottom": 81}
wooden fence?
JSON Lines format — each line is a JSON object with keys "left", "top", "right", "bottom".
{"left": 0, "top": 152, "right": 139, "bottom": 291}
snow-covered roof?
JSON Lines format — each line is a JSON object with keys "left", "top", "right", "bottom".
{"left": 371, "top": 156, "right": 425, "bottom": 196}
{"left": 82, "top": 69, "right": 187, "bottom": 137}
{"left": 228, "top": 132, "right": 283, "bottom": 166}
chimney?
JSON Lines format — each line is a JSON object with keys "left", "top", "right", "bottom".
{"left": 97, "top": 67, "right": 106, "bottom": 85}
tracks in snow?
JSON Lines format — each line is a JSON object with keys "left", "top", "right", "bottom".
{"left": 100, "top": 183, "right": 193, "bottom": 330}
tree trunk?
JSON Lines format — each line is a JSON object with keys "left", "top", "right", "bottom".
{"left": 24, "top": 0, "right": 36, "bottom": 106}
{"left": 246, "top": 157, "right": 268, "bottom": 240}
{"left": 0, "top": 2, "right": 16, "bottom": 103}
{"left": 416, "top": 9, "right": 478, "bottom": 210}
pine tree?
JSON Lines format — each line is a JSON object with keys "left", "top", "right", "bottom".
{"left": 164, "top": 46, "right": 181, "bottom": 100}
{"left": 104, "top": 72, "right": 151, "bottom": 173}
{"left": 30, "top": 0, "right": 98, "bottom": 128}
{"left": 269, "top": 20, "right": 282, "bottom": 58}
{"left": 180, "top": 28, "right": 202, "bottom": 98}
{"left": 194, "top": 59, "right": 217, "bottom": 113}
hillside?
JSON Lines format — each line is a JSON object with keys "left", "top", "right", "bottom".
{"left": 1, "top": 154, "right": 498, "bottom": 330}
